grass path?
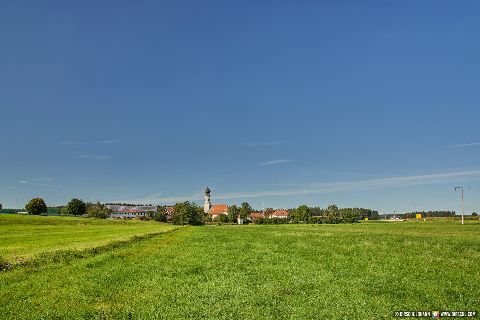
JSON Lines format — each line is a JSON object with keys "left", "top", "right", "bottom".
{"left": 0, "top": 221, "right": 479, "bottom": 319}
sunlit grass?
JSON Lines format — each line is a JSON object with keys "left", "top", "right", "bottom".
{"left": 0, "top": 218, "right": 478, "bottom": 319}
{"left": 0, "top": 214, "right": 176, "bottom": 261}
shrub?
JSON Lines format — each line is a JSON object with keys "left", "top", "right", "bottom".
{"left": 253, "top": 217, "right": 266, "bottom": 224}
{"left": 47, "top": 207, "right": 63, "bottom": 215}
{"left": 253, "top": 217, "right": 288, "bottom": 225}
{"left": 307, "top": 216, "right": 323, "bottom": 224}
{"left": 324, "top": 215, "right": 343, "bottom": 224}
{"left": 215, "top": 214, "right": 230, "bottom": 224}
{"left": 153, "top": 210, "right": 167, "bottom": 222}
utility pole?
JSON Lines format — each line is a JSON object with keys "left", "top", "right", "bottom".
{"left": 454, "top": 186, "right": 470, "bottom": 225}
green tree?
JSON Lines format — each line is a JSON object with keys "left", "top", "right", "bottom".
{"left": 153, "top": 205, "right": 167, "bottom": 222}
{"left": 86, "top": 202, "right": 111, "bottom": 219}
{"left": 340, "top": 208, "right": 361, "bottom": 223}
{"left": 325, "top": 204, "right": 342, "bottom": 223}
{"left": 63, "top": 198, "right": 86, "bottom": 216}
{"left": 239, "top": 202, "right": 253, "bottom": 220}
{"left": 367, "top": 209, "right": 380, "bottom": 220}
{"left": 216, "top": 214, "right": 230, "bottom": 223}
{"left": 295, "top": 205, "right": 311, "bottom": 222}
{"left": 25, "top": 198, "right": 47, "bottom": 215}
{"left": 172, "top": 201, "right": 203, "bottom": 225}
{"left": 227, "top": 205, "right": 239, "bottom": 223}
{"left": 472, "top": 212, "right": 478, "bottom": 216}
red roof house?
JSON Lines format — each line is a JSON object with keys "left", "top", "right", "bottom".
{"left": 271, "top": 209, "right": 289, "bottom": 218}
{"left": 249, "top": 212, "right": 264, "bottom": 220}
{"left": 208, "top": 204, "right": 229, "bottom": 218}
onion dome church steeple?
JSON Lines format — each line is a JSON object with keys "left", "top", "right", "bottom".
{"left": 204, "top": 186, "right": 212, "bottom": 213}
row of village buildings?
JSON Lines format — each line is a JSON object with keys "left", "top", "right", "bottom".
{"left": 105, "top": 204, "right": 289, "bottom": 221}
{"left": 106, "top": 187, "right": 288, "bottom": 223}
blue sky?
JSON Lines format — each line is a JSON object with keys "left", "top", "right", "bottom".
{"left": 1, "top": 1, "right": 480, "bottom": 213}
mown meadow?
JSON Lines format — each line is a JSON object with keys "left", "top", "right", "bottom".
{"left": 0, "top": 216, "right": 479, "bottom": 319}
{"left": 0, "top": 215, "right": 177, "bottom": 262}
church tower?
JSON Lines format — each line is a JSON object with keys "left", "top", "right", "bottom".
{"left": 204, "top": 186, "right": 211, "bottom": 213}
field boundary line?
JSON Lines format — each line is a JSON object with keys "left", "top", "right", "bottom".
{"left": 0, "top": 226, "right": 185, "bottom": 272}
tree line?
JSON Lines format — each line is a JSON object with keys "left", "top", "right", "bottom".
{"left": 11, "top": 197, "right": 476, "bottom": 226}
{"left": 20, "top": 198, "right": 113, "bottom": 218}
{"left": 4, "top": 198, "right": 381, "bottom": 225}
{"left": 171, "top": 203, "right": 380, "bottom": 225}
{"left": 402, "top": 211, "right": 456, "bottom": 219}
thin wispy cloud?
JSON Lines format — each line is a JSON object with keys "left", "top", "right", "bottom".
{"left": 79, "top": 154, "right": 111, "bottom": 160}
{"left": 127, "top": 169, "right": 480, "bottom": 204}
{"left": 450, "top": 142, "right": 480, "bottom": 148}
{"left": 18, "top": 177, "right": 58, "bottom": 188}
{"left": 60, "top": 140, "right": 119, "bottom": 145}
{"left": 260, "top": 159, "right": 291, "bottom": 166}
{"left": 96, "top": 140, "right": 119, "bottom": 144}
{"left": 92, "top": 155, "right": 111, "bottom": 160}
{"left": 245, "top": 140, "right": 286, "bottom": 147}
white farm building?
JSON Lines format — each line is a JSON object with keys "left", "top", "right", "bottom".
{"left": 105, "top": 205, "right": 157, "bottom": 219}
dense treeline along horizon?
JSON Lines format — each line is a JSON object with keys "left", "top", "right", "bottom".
{"left": 403, "top": 210, "right": 456, "bottom": 218}
{"left": 2, "top": 197, "right": 477, "bottom": 225}
{"left": 9, "top": 198, "right": 114, "bottom": 219}
{"left": 1, "top": 197, "right": 381, "bottom": 225}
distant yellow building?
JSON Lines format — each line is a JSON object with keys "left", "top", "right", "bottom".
{"left": 416, "top": 213, "right": 422, "bottom": 219}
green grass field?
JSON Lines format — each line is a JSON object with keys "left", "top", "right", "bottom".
{"left": 0, "top": 216, "right": 479, "bottom": 319}
{"left": 0, "top": 215, "right": 177, "bottom": 261}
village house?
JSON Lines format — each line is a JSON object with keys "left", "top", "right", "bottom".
{"left": 249, "top": 212, "right": 264, "bottom": 221}
{"left": 105, "top": 189, "right": 289, "bottom": 223}
{"left": 270, "top": 209, "right": 289, "bottom": 219}
{"left": 208, "top": 204, "right": 229, "bottom": 219}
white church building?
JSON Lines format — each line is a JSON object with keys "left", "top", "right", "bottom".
{"left": 203, "top": 186, "right": 229, "bottom": 219}
{"left": 204, "top": 186, "right": 243, "bottom": 224}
